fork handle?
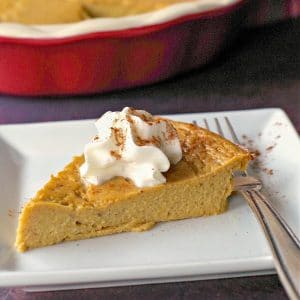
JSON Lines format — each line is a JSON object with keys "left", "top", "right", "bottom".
{"left": 241, "top": 190, "right": 300, "bottom": 300}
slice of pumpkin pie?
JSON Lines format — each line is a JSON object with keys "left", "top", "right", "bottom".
{"left": 15, "top": 107, "right": 250, "bottom": 252}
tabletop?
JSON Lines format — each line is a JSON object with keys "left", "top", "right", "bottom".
{"left": 0, "top": 16, "right": 299, "bottom": 300}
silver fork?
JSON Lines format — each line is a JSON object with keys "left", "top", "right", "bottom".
{"left": 193, "top": 117, "right": 300, "bottom": 300}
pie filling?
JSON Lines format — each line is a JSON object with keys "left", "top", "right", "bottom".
{"left": 0, "top": 0, "right": 195, "bottom": 25}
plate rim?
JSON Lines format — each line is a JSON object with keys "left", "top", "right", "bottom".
{"left": 0, "top": 107, "right": 293, "bottom": 127}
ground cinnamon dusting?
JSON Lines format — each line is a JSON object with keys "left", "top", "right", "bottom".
{"left": 112, "top": 127, "right": 125, "bottom": 148}
{"left": 241, "top": 134, "right": 254, "bottom": 147}
{"left": 181, "top": 134, "right": 201, "bottom": 158}
{"left": 251, "top": 150, "right": 261, "bottom": 159}
{"left": 110, "top": 150, "right": 121, "bottom": 160}
{"left": 262, "top": 168, "right": 274, "bottom": 175}
{"left": 241, "top": 132, "right": 278, "bottom": 176}
{"left": 135, "top": 135, "right": 161, "bottom": 147}
{"left": 130, "top": 108, "right": 155, "bottom": 125}
{"left": 126, "top": 114, "right": 134, "bottom": 125}
{"left": 266, "top": 144, "right": 276, "bottom": 152}
{"left": 166, "top": 123, "right": 177, "bottom": 140}
{"left": 137, "top": 112, "right": 152, "bottom": 123}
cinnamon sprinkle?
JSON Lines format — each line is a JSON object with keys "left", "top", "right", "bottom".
{"left": 112, "top": 127, "right": 125, "bottom": 148}
{"left": 126, "top": 114, "right": 133, "bottom": 124}
{"left": 266, "top": 144, "right": 276, "bottom": 152}
{"left": 130, "top": 107, "right": 152, "bottom": 123}
{"left": 251, "top": 150, "right": 261, "bottom": 159}
{"left": 262, "top": 168, "right": 274, "bottom": 175}
{"left": 135, "top": 135, "right": 161, "bottom": 147}
{"left": 166, "top": 123, "right": 177, "bottom": 140}
{"left": 110, "top": 150, "right": 121, "bottom": 160}
{"left": 129, "top": 107, "right": 163, "bottom": 125}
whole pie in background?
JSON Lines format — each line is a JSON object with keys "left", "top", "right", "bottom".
{"left": 0, "top": 0, "right": 194, "bottom": 24}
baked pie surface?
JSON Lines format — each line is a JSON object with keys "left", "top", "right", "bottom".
{"left": 0, "top": 0, "right": 193, "bottom": 24}
{"left": 0, "top": 0, "right": 85, "bottom": 25}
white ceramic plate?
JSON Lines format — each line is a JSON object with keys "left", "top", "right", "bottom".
{"left": 0, "top": 108, "right": 299, "bottom": 291}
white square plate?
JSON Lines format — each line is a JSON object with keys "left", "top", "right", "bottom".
{"left": 0, "top": 108, "right": 299, "bottom": 291}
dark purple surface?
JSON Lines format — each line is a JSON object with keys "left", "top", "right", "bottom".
{"left": 0, "top": 275, "right": 287, "bottom": 300}
{"left": 1, "top": 17, "right": 299, "bottom": 300}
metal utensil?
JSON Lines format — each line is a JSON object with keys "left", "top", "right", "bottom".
{"left": 193, "top": 117, "right": 300, "bottom": 300}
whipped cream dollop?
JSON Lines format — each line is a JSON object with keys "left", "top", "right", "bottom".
{"left": 80, "top": 107, "right": 182, "bottom": 187}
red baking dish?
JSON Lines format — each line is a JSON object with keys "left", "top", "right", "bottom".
{"left": 0, "top": 0, "right": 298, "bottom": 96}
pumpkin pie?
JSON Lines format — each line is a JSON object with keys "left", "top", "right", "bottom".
{"left": 0, "top": 0, "right": 194, "bottom": 24}
{"left": 15, "top": 119, "right": 250, "bottom": 252}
